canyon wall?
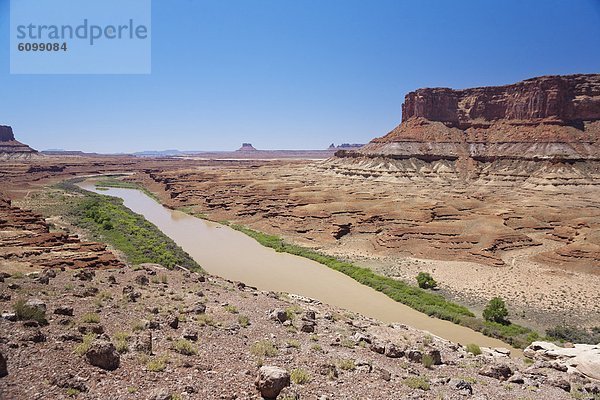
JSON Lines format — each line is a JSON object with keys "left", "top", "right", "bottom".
{"left": 331, "top": 74, "right": 600, "bottom": 185}
{"left": 0, "top": 125, "right": 38, "bottom": 160}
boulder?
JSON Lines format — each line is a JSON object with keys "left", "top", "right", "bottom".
{"left": 478, "top": 364, "right": 512, "bottom": 381}
{"left": 54, "top": 306, "right": 74, "bottom": 316}
{"left": 269, "top": 309, "right": 287, "bottom": 323}
{"left": 25, "top": 299, "right": 46, "bottom": 313}
{"left": 133, "top": 332, "right": 152, "bottom": 355}
{"left": 84, "top": 340, "right": 120, "bottom": 370}
{"left": 384, "top": 342, "right": 404, "bottom": 358}
{"left": 255, "top": 366, "right": 290, "bottom": 399}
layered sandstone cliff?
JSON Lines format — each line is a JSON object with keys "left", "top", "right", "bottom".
{"left": 332, "top": 74, "right": 600, "bottom": 185}
{"left": 0, "top": 125, "right": 39, "bottom": 160}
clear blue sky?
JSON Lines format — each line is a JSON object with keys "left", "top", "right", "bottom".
{"left": 1, "top": 0, "right": 599, "bottom": 153}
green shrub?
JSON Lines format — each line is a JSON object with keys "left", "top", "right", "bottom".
{"left": 237, "top": 315, "right": 250, "bottom": 327}
{"left": 224, "top": 305, "right": 238, "bottom": 314}
{"left": 466, "top": 343, "right": 482, "bottom": 355}
{"left": 173, "top": 339, "right": 197, "bottom": 356}
{"left": 250, "top": 340, "right": 278, "bottom": 357}
{"left": 546, "top": 325, "right": 600, "bottom": 344}
{"left": 74, "top": 333, "right": 96, "bottom": 356}
{"left": 13, "top": 299, "right": 47, "bottom": 325}
{"left": 290, "top": 368, "right": 311, "bottom": 384}
{"left": 114, "top": 332, "right": 130, "bottom": 354}
{"left": 422, "top": 353, "right": 434, "bottom": 369}
{"left": 403, "top": 376, "right": 430, "bottom": 390}
{"left": 416, "top": 272, "right": 437, "bottom": 289}
{"left": 337, "top": 359, "right": 355, "bottom": 371}
{"left": 80, "top": 312, "right": 100, "bottom": 323}
{"left": 146, "top": 356, "right": 168, "bottom": 372}
{"left": 483, "top": 297, "right": 509, "bottom": 323}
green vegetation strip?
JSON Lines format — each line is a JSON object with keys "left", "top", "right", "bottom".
{"left": 228, "top": 224, "right": 539, "bottom": 348}
{"left": 93, "top": 176, "right": 161, "bottom": 202}
{"left": 56, "top": 180, "right": 203, "bottom": 273}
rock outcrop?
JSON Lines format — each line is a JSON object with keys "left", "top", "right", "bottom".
{"left": 0, "top": 125, "right": 38, "bottom": 160}
{"left": 0, "top": 197, "right": 124, "bottom": 272}
{"left": 332, "top": 74, "right": 600, "bottom": 185}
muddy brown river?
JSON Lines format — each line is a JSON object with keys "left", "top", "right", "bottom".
{"left": 79, "top": 181, "right": 517, "bottom": 352}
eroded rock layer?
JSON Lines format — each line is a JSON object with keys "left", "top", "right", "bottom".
{"left": 334, "top": 74, "right": 600, "bottom": 184}
{"left": 0, "top": 196, "right": 124, "bottom": 271}
{"left": 0, "top": 125, "right": 39, "bottom": 160}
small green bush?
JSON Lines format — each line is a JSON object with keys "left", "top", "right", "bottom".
{"left": 403, "top": 376, "right": 430, "bottom": 390}
{"left": 416, "top": 272, "right": 437, "bottom": 289}
{"left": 173, "top": 339, "right": 197, "bottom": 355}
{"left": 422, "top": 353, "right": 434, "bottom": 369}
{"left": 466, "top": 343, "right": 482, "bottom": 355}
{"left": 80, "top": 312, "right": 100, "bottom": 324}
{"left": 74, "top": 333, "right": 96, "bottom": 356}
{"left": 337, "top": 359, "right": 355, "bottom": 371}
{"left": 290, "top": 368, "right": 311, "bottom": 384}
{"left": 483, "top": 297, "right": 509, "bottom": 323}
{"left": 146, "top": 356, "right": 168, "bottom": 372}
{"left": 13, "top": 299, "right": 47, "bottom": 324}
{"left": 224, "top": 305, "right": 238, "bottom": 314}
{"left": 237, "top": 315, "right": 250, "bottom": 327}
{"left": 250, "top": 340, "right": 278, "bottom": 357}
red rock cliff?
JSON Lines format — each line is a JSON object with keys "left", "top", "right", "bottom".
{"left": 401, "top": 74, "right": 600, "bottom": 128}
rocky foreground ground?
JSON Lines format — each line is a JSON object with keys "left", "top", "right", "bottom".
{"left": 1, "top": 262, "right": 598, "bottom": 400}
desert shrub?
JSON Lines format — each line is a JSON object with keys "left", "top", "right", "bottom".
{"left": 173, "top": 339, "right": 197, "bottom": 356}
{"left": 483, "top": 297, "right": 508, "bottom": 324}
{"left": 114, "top": 332, "right": 130, "bottom": 353}
{"left": 546, "top": 325, "right": 600, "bottom": 344}
{"left": 403, "top": 376, "right": 430, "bottom": 390}
{"left": 80, "top": 312, "right": 100, "bottom": 323}
{"left": 416, "top": 272, "right": 437, "bottom": 289}
{"left": 74, "top": 333, "right": 96, "bottom": 356}
{"left": 422, "top": 353, "right": 434, "bottom": 369}
{"left": 290, "top": 368, "right": 311, "bottom": 384}
{"left": 466, "top": 343, "right": 482, "bottom": 355}
{"left": 250, "top": 340, "right": 278, "bottom": 357}
{"left": 286, "top": 339, "right": 300, "bottom": 349}
{"left": 337, "top": 359, "right": 355, "bottom": 371}
{"left": 224, "top": 305, "right": 238, "bottom": 314}
{"left": 237, "top": 315, "right": 250, "bottom": 327}
{"left": 146, "top": 356, "right": 168, "bottom": 372}
{"left": 13, "top": 299, "right": 47, "bottom": 324}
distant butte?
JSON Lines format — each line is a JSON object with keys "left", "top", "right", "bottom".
{"left": 237, "top": 143, "right": 257, "bottom": 152}
{"left": 0, "top": 125, "right": 38, "bottom": 160}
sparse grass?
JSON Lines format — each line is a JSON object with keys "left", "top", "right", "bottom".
{"left": 340, "top": 338, "right": 355, "bottom": 349}
{"left": 310, "top": 344, "right": 323, "bottom": 353}
{"left": 146, "top": 355, "right": 169, "bottom": 372}
{"left": 422, "top": 353, "right": 434, "bottom": 369}
{"left": 286, "top": 339, "right": 300, "bottom": 349}
{"left": 250, "top": 340, "right": 278, "bottom": 357}
{"left": 196, "top": 314, "right": 217, "bottom": 327}
{"left": 337, "top": 359, "right": 355, "bottom": 371}
{"left": 11, "top": 272, "right": 25, "bottom": 279}
{"left": 66, "top": 388, "right": 80, "bottom": 397}
{"left": 127, "top": 387, "right": 138, "bottom": 394}
{"left": 173, "top": 339, "right": 197, "bottom": 356}
{"left": 237, "top": 315, "right": 250, "bottom": 327}
{"left": 114, "top": 331, "right": 130, "bottom": 354}
{"left": 74, "top": 333, "right": 96, "bottom": 356}
{"left": 13, "top": 299, "right": 47, "bottom": 325}
{"left": 159, "top": 274, "right": 168, "bottom": 284}
{"left": 132, "top": 321, "right": 146, "bottom": 332}
{"left": 290, "top": 368, "right": 311, "bottom": 384}
{"left": 403, "top": 376, "right": 430, "bottom": 390}
{"left": 466, "top": 343, "right": 482, "bottom": 356}
{"left": 284, "top": 305, "right": 302, "bottom": 321}
{"left": 224, "top": 304, "right": 238, "bottom": 314}
{"left": 80, "top": 312, "right": 100, "bottom": 324}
